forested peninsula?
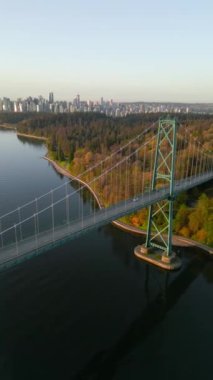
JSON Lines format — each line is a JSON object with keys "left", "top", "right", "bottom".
{"left": 1, "top": 112, "right": 212, "bottom": 247}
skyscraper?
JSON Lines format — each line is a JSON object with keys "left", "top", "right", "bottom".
{"left": 49, "top": 92, "right": 54, "bottom": 104}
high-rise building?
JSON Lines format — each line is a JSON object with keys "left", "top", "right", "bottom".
{"left": 77, "top": 94, "right": 80, "bottom": 108}
{"left": 3, "top": 97, "right": 12, "bottom": 112}
{"left": 49, "top": 92, "right": 54, "bottom": 104}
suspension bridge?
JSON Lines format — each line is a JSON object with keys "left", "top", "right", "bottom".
{"left": 0, "top": 117, "right": 212, "bottom": 271}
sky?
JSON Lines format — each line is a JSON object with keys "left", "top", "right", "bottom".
{"left": 1, "top": 0, "right": 213, "bottom": 102}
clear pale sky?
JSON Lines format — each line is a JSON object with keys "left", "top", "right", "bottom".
{"left": 1, "top": 0, "right": 213, "bottom": 102}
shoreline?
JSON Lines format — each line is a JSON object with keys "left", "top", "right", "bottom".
{"left": 0, "top": 123, "right": 17, "bottom": 130}
{"left": 44, "top": 156, "right": 103, "bottom": 209}
{"left": 0, "top": 124, "right": 47, "bottom": 141}
{"left": 44, "top": 156, "right": 213, "bottom": 255}
{"left": 17, "top": 132, "right": 47, "bottom": 141}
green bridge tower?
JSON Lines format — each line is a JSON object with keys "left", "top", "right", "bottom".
{"left": 134, "top": 117, "right": 181, "bottom": 270}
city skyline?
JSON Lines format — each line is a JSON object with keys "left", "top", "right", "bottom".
{"left": 1, "top": 92, "right": 213, "bottom": 105}
{"left": 1, "top": 0, "right": 213, "bottom": 102}
{"left": 2, "top": 92, "right": 213, "bottom": 116}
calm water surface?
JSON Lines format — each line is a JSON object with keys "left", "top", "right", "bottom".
{"left": 0, "top": 129, "right": 213, "bottom": 380}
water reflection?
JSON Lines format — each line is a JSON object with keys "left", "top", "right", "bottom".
{"left": 73, "top": 253, "right": 207, "bottom": 379}
{"left": 202, "top": 257, "right": 213, "bottom": 283}
{"left": 47, "top": 161, "right": 65, "bottom": 180}
{"left": 17, "top": 135, "right": 45, "bottom": 147}
{"left": 102, "top": 225, "right": 139, "bottom": 269}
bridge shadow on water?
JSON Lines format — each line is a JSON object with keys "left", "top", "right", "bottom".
{"left": 73, "top": 243, "right": 210, "bottom": 380}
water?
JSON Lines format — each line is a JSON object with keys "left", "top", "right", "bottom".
{"left": 0, "top": 129, "right": 213, "bottom": 380}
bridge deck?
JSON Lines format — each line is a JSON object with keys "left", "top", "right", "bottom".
{"left": 0, "top": 172, "right": 212, "bottom": 270}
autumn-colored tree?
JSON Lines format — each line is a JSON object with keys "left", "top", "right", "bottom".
{"left": 179, "top": 226, "right": 190, "bottom": 238}
{"left": 174, "top": 204, "right": 189, "bottom": 233}
{"left": 196, "top": 228, "right": 207, "bottom": 243}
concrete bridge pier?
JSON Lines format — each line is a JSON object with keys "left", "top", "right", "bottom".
{"left": 134, "top": 245, "right": 182, "bottom": 271}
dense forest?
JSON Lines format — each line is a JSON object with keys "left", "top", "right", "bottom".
{"left": 1, "top": 111, "right": 212, "bottom": 154}
{"left": 11, "top": 112, "right": 213, "bottom": 156}
{"left": 1, "top": 112, "right": 212, "bottom": 246}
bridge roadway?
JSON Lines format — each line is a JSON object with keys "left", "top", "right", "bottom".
{"left": 0, "top": 172, "right": 212, "bottom": 270}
